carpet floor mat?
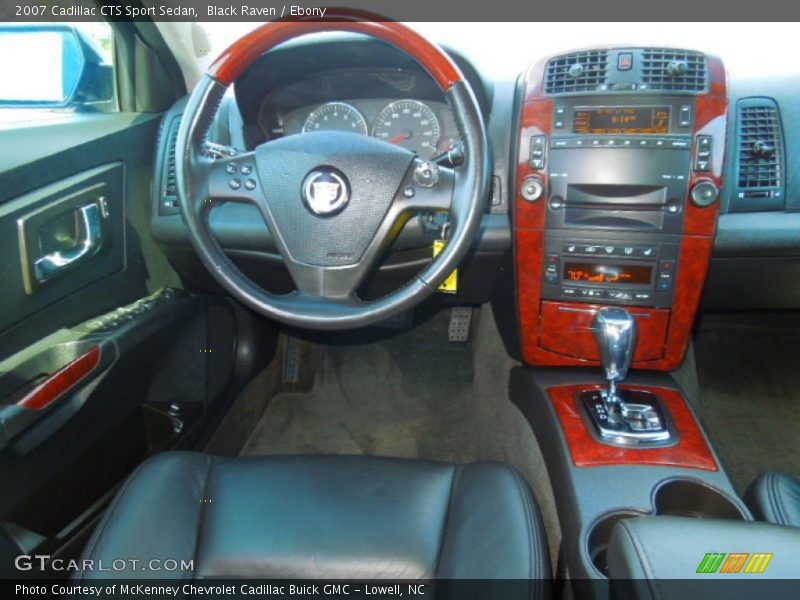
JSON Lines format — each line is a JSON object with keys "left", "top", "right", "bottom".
{"left": 695, "top": 313, "right": 800, "bottom": 495}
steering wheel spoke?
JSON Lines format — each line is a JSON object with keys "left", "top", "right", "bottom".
{"left": 282, "top": 261, "right": 371, "bottom": 302}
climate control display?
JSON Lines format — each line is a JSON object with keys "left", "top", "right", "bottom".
{"left": 563, "top": 261, "right": 653, "bottom": 285}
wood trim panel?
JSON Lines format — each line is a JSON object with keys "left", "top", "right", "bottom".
{"left": 208, "top": 14, "right": 463, "bottom": 89}
{"left": 548, "top": 384, "right": 717, "bottom": 471}
{"left": 514, "top": 51, "right": 727, "bottom": 370}
{"left": 515, "top": 100, "right": 552, "bottom": 230}
{"left": 684, "top": 54, "right": 727, "bottom": 237}
{"left": 539, "top": 301, "right": 669, "bottom": 362}
{"left": 641, "top": 235, "right": 714, "bottom": 370}
{"left": 16, "top": 346, "right": 101, "bottom": 411}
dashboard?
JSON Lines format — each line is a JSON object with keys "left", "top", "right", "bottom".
{"left": 151, "top": 34, "right": 800, "bottom": 347}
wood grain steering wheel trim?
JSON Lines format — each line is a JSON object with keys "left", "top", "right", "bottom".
{"left": 207, "top": 11, "right": 464, "bottom": 90}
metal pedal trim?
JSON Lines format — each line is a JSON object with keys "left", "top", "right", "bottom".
{"left": 448, "top": 307, "right": 473, "bottom": 342}
{"left": 282, "top": 336, "right": 302, "bottom": 384}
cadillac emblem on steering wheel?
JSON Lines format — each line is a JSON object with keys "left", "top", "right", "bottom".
{"left": 302, "top": 168, "right": 350, "bottom": 216}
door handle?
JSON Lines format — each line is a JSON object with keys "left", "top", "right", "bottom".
{"left": 33, "top": 202, "right": 102, "bottom": 282}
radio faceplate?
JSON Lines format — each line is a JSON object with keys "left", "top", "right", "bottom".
{"left": 547, "top": 145, "right": 691, "bottom": 234}
{"left": 543, "top": 96, "right": 696, "bottom": 235}
{"left": 541, "top": 233, "right": 680, "bottom": 308}
{"left": 552, "top": 96, "right": 695, "bottom": 136}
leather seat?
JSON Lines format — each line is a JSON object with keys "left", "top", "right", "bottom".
{"left": 78, "top": 452, "right": 551, "bottom": 585}
{"left": 745, "top": 471, "right": 800, "bottom": 527}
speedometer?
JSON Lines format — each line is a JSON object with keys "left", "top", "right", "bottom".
{"left": 373, "top": 100, "right": 441, "bottom": 158}
{"left": 302, "top": 102, "right": 368, "bottom": 135}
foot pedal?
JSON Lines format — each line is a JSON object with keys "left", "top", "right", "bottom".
{"left": 282, "top": 336, "right": 302, "bottom": 384}
{"left": 376, "top": 309, "right": 414, "bottom": 330}
{"left": 448, "top": 307, "right": 473, "bottom": 342}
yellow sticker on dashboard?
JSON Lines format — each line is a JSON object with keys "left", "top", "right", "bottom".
{"left": 433, "top": 240, "right": 458, "bottom": 294}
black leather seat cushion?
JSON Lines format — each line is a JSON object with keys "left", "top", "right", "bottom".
{"left": 745, "top": 471, "right": 800, "bottom": 527}
{"left": 78, "top": 452, "right": 550, "bottom": 583}
{"left": 607, "top": 515, "right": 800, "bottom": 587}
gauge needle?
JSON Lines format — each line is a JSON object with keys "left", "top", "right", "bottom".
{"left": 388, "top": 133, "right": 406, "bottom": 144}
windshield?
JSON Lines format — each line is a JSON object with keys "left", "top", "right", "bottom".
{"left": 200, "top": 22, "right": 800, "bottom": 80}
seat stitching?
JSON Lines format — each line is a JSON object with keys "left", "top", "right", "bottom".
{"left": 510, "top": 470, "right": 536, "bottom": 600}
{"left": 433, "top": 464, "right": 461, "bottom": 578}
{"left": 74, "top": 456, "right": 159, "bottom": 581}
{"left": 190, "top": 455, "right": 214, "bottom": 580}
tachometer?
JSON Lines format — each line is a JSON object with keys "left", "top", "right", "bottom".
{"left": 373, "top": 100, "right": 441, "bottom": 158}
{"left": 302, "top": 102, "right": 368, "bottom": 135}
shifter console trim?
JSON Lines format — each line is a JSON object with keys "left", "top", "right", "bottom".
{"left": 579, "top": 389, "right": 679, "bottom": 448}
{"left": 547, "top": 384, "right": 717, "bottom": 471}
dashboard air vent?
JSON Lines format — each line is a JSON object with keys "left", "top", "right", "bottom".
{"left": 641, "top": 49, "right": 707, "bottom": 92}
{"left": 731, "top": 99, "right": 785, "bottom": 211}
{"left": 545, "top": 51, "right": 609, "bottom": 94}
{"left": 159, "top": 116, "right": 181, "bottom": 215}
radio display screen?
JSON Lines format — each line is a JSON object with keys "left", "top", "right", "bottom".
{"left": 563, "top": 262, "right": 653, "bottom": 285}
{"left": 573, "top": 106, "right": 670, "bottom": 135}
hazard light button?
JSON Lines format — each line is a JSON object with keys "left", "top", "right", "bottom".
{"left": 618, "top": 52, "right": 633, "bottom": 71}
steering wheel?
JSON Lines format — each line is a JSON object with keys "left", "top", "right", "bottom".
{"left": 176, "top": 15, "right": 489, "bottom": 330}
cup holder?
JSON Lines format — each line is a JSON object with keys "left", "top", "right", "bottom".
{"left": 587, "top": 510, "right": 647, "bottom": 577}
{"left": 653, "top": 479, "right": 747, "bottom": 520}
{"left": 586, "top": 480, "right": 747, "bottom": 578}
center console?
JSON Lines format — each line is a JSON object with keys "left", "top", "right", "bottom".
{"left": 514, "top": 47, "right": 726, "bottom": 370}
{"left": 510, "top": 48, "right": 744, "bottom": 594}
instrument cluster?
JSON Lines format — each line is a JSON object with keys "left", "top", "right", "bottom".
{"left": 261, "top": 97, "right": 462, "bottom": 160}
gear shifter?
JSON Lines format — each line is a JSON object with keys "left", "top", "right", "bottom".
{"left": 579, "top": 307, "right": 676, "bottom": 446}
{"left": 591, "top": 307, "right": 636, "bottom": 422}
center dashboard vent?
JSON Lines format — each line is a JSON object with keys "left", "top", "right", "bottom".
{"left": 730, "top": 98, "right": 785, "bottom": 212}
{"left": 641, "top": 49, "right": 708, "bottom": 92}
{"left": 544, "top": 50, "right": 609, "bottom": 94}
{"left": 544, "top": 48, "right": 709, "bottom": 95}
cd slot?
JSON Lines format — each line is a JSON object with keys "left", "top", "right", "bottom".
{"left": 567, "top": 184, "right": 667, "bottom": 208}
{"left": 562, "top": 184, "right": 667, "bottom": 229}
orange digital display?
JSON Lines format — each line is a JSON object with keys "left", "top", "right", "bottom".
{"left": 573, "top": 106, "right": 670, "bottom": 135}
{"left": 564, "top": 262, "right": 652, "bottom": 285}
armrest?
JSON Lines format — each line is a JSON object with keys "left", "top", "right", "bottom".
{"left": 608, "top": 516, "right": 800, "bottom": 592}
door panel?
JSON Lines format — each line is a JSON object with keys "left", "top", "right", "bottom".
{"left": 0, "top": 106, "right": 190, "bottom": 571}
{"left": 0, "top": 22, "right": 280, "bottom": 575}
{"left": 0, "top": 106, "right": 276, "bottom": 574}
{"left": 0, "top": 114, "right": 164, "bottom": 361}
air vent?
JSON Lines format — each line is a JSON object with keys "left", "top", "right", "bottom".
{"left": 159, "top": 116, "right": 181, "bottom": 215}
{"left": 641, "top": 49, "right": 707, "bottom": 92}
{"left": 731, "top": 99, "right": 785, "bottom": 211}
{"left": 545, "top": 51, "right": 609, "bottom": 94}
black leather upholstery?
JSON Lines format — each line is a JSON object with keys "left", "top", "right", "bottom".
{"left": 78, "top": 452, "right": 550, "bottom": 585}
{"left": 745, "top": 472, "right": 800, "bottom": 527}
{"left": 608, "top": 516, "right": 800, "bottom": 589}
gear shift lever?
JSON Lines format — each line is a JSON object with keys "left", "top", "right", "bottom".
{"left": 591, "top": 307, "right": 637, "bottom": 422}
{"left": 578, "top": 306, "right": 675, "bottom": 446}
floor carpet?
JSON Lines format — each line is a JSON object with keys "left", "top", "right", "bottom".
{"left": 695, "top": 313, "right": 800, "bottom": 495}
{"left": 239, "top": 308, "right": 562, "bottom": 567}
